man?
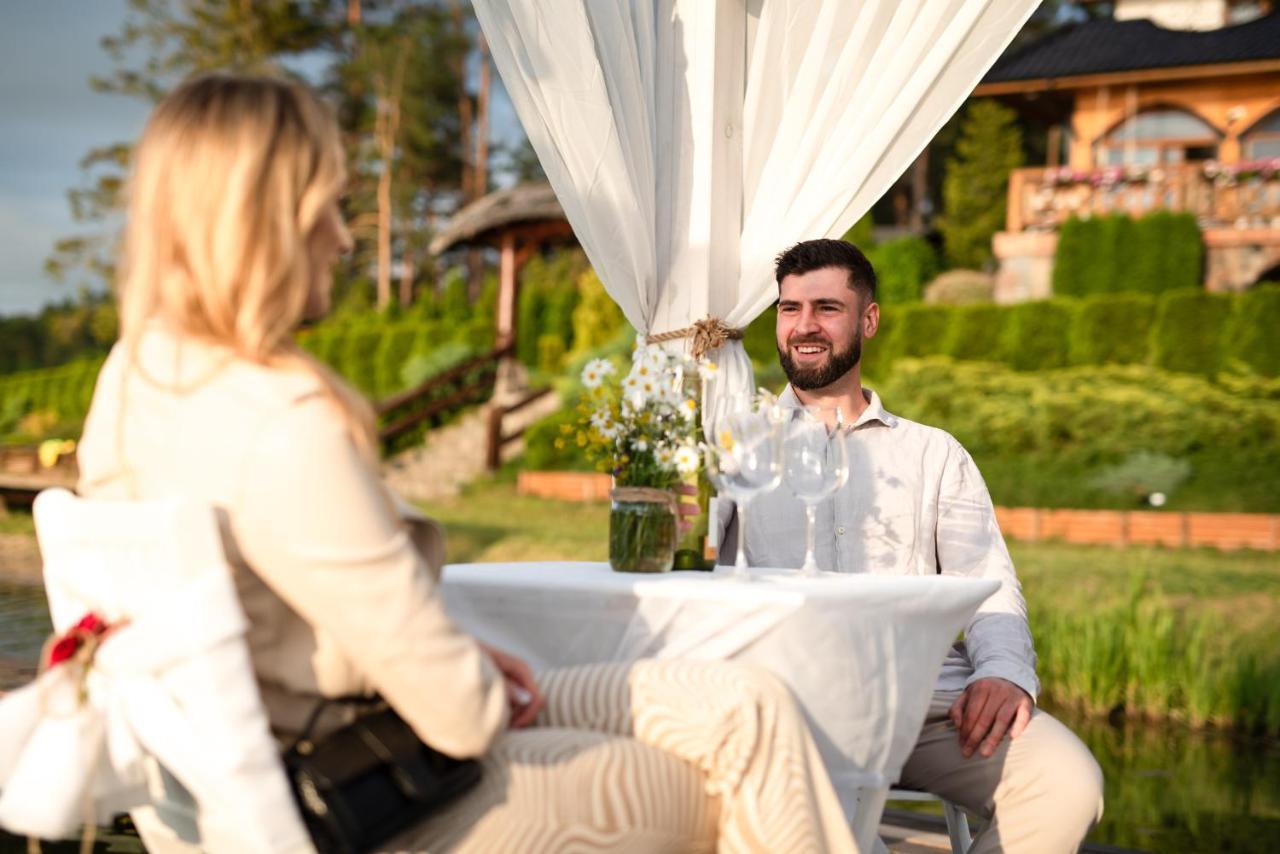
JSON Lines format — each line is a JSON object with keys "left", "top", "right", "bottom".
{"left": 720, "top": 239, "right": 1103, "bottom": 853}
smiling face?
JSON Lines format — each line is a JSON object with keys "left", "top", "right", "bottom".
{"left": 776, "top": 266, "right": 879, "bottom": 391}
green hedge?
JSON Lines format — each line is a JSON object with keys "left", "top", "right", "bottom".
{"left": 1151, "top": 289, "right": 1232, "bottom": 375}
{"left": 0, "top": 358, "right": 104, "bottom": 441}
{"left": 1053, "top": 211, "right": 1202, "bottom": 297}
{"left": 1069, "top": 293, "right": 1155, "bottom": 366}
{"left": 944, "top": 303, "right": 1004, "bottom": 362}
{"left": 893, "top": 304, "right": 953, "bottom": 359}
{"left": 866, "top": 236, "right": 938, "bottom": 304}
{"left": 1225, "top": 284, "right": 1280, "bottom": 376}
{"left": 879, "top": 358, "right": 1279, "bottom": 461}
{"left": 1000, "top": 300, "right": 1073, "bottom": 370}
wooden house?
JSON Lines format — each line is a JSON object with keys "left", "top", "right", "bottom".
{"left": 974, "top": 0, "right": 1280, "bottom": 300}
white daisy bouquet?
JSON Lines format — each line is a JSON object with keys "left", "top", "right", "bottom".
{"left": 572, "top": 342, "right": 707, "bottom": 490}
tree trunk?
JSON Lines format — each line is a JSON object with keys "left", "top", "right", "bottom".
{"left": 476, "top": 33, "right": 491, "bottom": 196}
{"left": 374, "top": 39, "right": 410, "bottom": 311}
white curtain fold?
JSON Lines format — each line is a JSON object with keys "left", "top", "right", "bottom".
{"left": 474, "top": 0, "right": 1040, "bottom": 402}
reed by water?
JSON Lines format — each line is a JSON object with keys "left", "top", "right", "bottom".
{"left": 1015, "top": 543, "right": 1280, "bottom": 735}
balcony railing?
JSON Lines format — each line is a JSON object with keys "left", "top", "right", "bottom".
{"left": 1006, "top": 161, "right": 1280, "bottom": 233}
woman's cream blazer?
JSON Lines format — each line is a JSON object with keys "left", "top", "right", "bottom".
{"left": 76, "top": 328, "right": 507, "bottom": 757}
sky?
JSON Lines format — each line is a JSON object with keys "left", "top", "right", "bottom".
{"left": 0, "top": 0, "right": 149, "bottom": 317}
{"left": 0, "top": 1, "right": 524, "bottom": 319}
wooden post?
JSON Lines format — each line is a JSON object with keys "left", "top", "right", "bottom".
{"left": 1006, "top": 169, "right": 1026, "bottom": 233}
{"left": 485, "top": 404, "right": 504, "bottom": 471}
{"left": 497, "top": 231, "right": 518, "bottom": 351}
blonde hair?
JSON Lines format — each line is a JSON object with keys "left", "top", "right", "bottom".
{"left": 118, "top": 72, "right": 376, "bottom": 456}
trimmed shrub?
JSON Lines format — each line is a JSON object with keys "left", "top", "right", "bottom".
{"left": 1000, "top": 300, "right": 1073, "bottom": 370}
{"left": 741, "top": 305, "right": 778, "bottom": 371}
{"left": 374, "top": 324, "right": 419, "bottom": 399}
{"left": 867, "top": 236, "right": 938, "bottom": 304}
{"left": 1051, "top": 215, "right": 1098, "bottom": 297}
{"left": 877, "top": 358, "right": 1280, "bottom": 461}
{"left": 944, "top": 304, "right": 1006, "bottom": 363}
{"left": 1225, "top": 283, "right": 1280, "bottom": 376}
{"left": 536, "top": 335, "right": 567, "bottom": 375}
{"left": 860, "top": 310, "right": 895, "bottom": 381}
{"left": 1069, "top": 293, "right": 1155, "bottom": 366}
{"left": 1151, "top": 289, "right": 1231, "bottom": 376}
{"left": 569, "top": 269, "right": 627, "bottom": 359}
{"left": 440, "top": 269, "right": 471, "bottom": 329}
{"left": 1141, "top": 210, "right": 1203, "bottom": 295}
{"left": 923, "top": 270, "right": 994, "bottom": 305}
{"left": 516, "top": 250, "right": 586, "bottom": 367}
{"left": 893, "top": 304, "right": 954, "bottom": 359}
{"left": 1053, "top": 211, "right": 1202, "bottom": 297}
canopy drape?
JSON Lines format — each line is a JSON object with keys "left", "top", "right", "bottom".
{"left": 473, "top": 0, "right": 1041, "bottom": 401}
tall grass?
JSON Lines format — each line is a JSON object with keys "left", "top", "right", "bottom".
{"left": 1031, "top": 575, "right": 1280, "bottom": 734}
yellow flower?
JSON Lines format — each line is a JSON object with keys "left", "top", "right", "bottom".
{"left": 718, "top": 430, "right": 735, "bottom": 451}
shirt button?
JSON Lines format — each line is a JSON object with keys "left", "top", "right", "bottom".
{"left": 836, "top": 526, "right": 846, "bottom": 535}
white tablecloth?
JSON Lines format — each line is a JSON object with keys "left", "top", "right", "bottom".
{"left": 442, "top": 562, "right": 997, "bottom": 848}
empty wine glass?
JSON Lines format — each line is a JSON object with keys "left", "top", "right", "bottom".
{"left": 704, "top": 395, "right": 784, "bottom": 579}
{"left": 783, "top": 406, "right": 850, "bottom": 576}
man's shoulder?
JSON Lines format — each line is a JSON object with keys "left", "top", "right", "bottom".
{"left": 877, "top": 409, "right": 967, "bottom": 456}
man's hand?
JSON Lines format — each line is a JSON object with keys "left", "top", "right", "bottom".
{"left": 478, "top": 642, "right": 545, "bottom": 728}
{"left": 948, "top": 677, "right": 1033, "bottom": 759}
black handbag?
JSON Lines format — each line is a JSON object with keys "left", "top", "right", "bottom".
{"left": 283, "top": 699, "right": 483, "bottom": 854}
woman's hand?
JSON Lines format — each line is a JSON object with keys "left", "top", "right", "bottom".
{"left": 478, "top": 642, "right": 545, "bottom": 728}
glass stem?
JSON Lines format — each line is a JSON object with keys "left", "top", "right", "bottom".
{"left": 802, "top": 503, "right": 819, "bottom": 575}
{"left": 734, "top": 498, "right": 750, "bottom": 578}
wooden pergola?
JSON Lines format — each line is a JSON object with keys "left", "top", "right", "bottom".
{"left": 430, "top": 183, "right": 576, "bottom": 354}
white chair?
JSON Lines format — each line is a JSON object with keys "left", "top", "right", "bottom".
{"left": 0, "top": 489, "right": 313, "bottom": 853}
{"left": 886, "top": 787, "right": 972, "bottom": 854}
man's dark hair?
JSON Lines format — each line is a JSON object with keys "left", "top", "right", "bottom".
{"left": 774, "top": 239, "right": 877, "bottom": 305}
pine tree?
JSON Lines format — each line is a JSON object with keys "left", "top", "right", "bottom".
{"left": 45, "top": 0, "right": 337, "bottom": 292}
{"left": 940, "top": 99, "right": 1024, "bottom": 270}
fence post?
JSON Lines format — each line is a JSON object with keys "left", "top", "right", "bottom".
{"left": 485, "top": 405, "right": 504, "bottom": 471}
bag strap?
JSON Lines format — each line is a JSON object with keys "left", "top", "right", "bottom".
{"left": 288, "top": 694, "right": 385, "bottom": 753}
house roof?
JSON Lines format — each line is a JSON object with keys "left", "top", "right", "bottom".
{"left": 983, "top": 12, "right": 1280, "bottom": 84}
{"left": 429, "top": 183, "right": 566, "bottom": 255}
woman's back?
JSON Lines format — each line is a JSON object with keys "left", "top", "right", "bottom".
{"left": 78, "top": 326, "right": 509, "bottom": 754}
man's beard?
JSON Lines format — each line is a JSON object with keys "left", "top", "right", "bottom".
{"left": 777, "top": 333, "right": 862, "bottom": 391}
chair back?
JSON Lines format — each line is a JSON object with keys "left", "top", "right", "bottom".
{"left": 0, "top": 488, "right": 312, "bottom": 853}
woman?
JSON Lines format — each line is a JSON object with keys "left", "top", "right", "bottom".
{"left": 77, "top": 73, "right": 856, "bottom": 853}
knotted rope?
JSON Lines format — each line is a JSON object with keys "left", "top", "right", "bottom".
{"left": 646, "top": 317, "right": 743, "bottom": 360}
{"left": 610, "top": 486, "right": 677, "bottom": 509}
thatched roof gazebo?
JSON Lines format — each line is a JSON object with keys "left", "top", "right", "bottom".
{"left": 431, "top": 184, "right": 576, "bottom": 353}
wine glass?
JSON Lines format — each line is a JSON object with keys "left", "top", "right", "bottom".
{"left": 704, "top": 395, "right": 784, "bottom": 579}
{"left": 783, "top": 406, "right": 849, "bottom": 576}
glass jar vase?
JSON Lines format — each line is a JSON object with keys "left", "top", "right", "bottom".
{"left": 609, "top": 488, "right": 677, "bottom": 573}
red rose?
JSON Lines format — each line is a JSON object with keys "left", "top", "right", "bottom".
{"left": 48, "top": 635, "right": 81, "bottom": 667}
{"left": 74, "top": 612, "right": 107, "bottom": 634}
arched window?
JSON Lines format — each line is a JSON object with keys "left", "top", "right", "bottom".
{"left": 1095, "top": 108, "right": 1221, "bottom": 167}
{"left": 1243, "top": 109, "right": 1280, "bottom": 160}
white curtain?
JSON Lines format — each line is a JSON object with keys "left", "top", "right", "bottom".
{"left": 473, "top": 0, "right": 1040, "bottom": 400}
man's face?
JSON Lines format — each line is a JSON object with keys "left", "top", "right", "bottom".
{"left": 775, "top": 266, "right": 877, "bottom": 391}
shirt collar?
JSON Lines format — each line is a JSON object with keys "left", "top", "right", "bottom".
{"left": 779, "top": 384, "right": 899, "bottom": 429}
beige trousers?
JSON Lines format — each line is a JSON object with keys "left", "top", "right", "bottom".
{"left": 397, "top": 660, "right": 857, "bottom": 853}
{"left": 896, "top": 690, "right": 1104, "bottom": 854}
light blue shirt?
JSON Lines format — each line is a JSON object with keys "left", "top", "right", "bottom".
{"left": 718, "top": 385, "right": 1040, "bottom": 700}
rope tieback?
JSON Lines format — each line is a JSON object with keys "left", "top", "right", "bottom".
{"left": 610, "top": 486, "right": 676, "bottom": 509}
{"left": 646, "top": 317, "right": 743, "bottom": 360}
